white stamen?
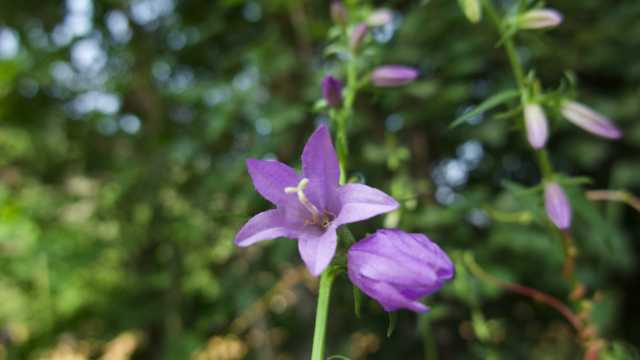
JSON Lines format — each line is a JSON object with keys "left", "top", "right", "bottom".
{"left": 284, "top": 178, "right": 319, "bottom": 217}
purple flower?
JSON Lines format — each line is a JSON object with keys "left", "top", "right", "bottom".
{"left": 524, "top": 103, "right": 549, "bottom": 149}
{"left": 544, "top": 182, "right": 572, "bottom": 230}
{"left": 331, "top": 2, "right": 349, "bottom": 28}
{"left": 322, "top": 76, "right": 343, "bottom": 108}
{"left": 560, "top": 100, "right": 622, "bottom": 139}
{"left": 518, "top": 9, "right": 563, "bottom": 30}
{"left": 347, "top": 229, "right": 454, "bottom": 312}
{"left": 370, "top": 65, "right": 419, "bottom": 87}
{"left": 235, "top": 124, "right": 400, "bottom": 276}
{"left": 349, "top": 23, "right": 368, "bottom": 53}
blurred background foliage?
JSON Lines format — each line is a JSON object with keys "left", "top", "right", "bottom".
{"left": 0, "top": 0, "right": 638, "bottom": 359}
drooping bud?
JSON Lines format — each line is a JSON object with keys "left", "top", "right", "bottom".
{"left": 461, "top": 0, "right": 482, "bottom": 24}
{"left": 367, "top": 8, "right": 394, "bottom": 26}
{"left": 518, "top": 9, "right": 563, "bottom": 30}
{"left": 330, "top": 2, "right": 349, "bottom": 28}
{"left": 349, "top": 22, "right": 368, "bottom": 53}
{"left": 544, "top": 182, "right": 572, "bottom": 230}
{"left": 370, "top": 65, "right": 419, "bottom": 87}
{"left": 321, "top": 75, "right": 343, "bottom": 108}
{"left": 524, "top": 103, "right": 549, "bottom": 149}
{"left": 560, "top": 100, "right": 622, "bottom": 139}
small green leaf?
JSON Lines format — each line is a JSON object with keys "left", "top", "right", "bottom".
{"left": 513, "top": 183, "right": 544, "bottom": 198}
{"left": 387, "top": 311, "right": 397, "bottom": 337}
{"left": 449, "top": 89, "right": 520, "bottom": 129}
{"left": 353, "top": 285, "right": 362, "bottom": 318}
{"left": 555, "top": 176, "right": 592, "bottom": 186}
{"left": 328, "top": 356, "right": 353, "bottom": 360}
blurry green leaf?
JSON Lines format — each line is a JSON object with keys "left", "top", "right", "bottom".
{"left": 450, "top": 90, "right": 520, "bottom": 128}
{"left": 387, "top": 311, "right": 397, "bottom": 337}
{"left": 353, "top": 285, "right": 362, "bottom": 318}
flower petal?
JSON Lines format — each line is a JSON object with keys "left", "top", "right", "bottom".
{"left": 301, "top": 124, "right": 341, "bottom": 211}
{"left": 334, "top": 183, "right": 400, "bottom": 226}
{"left": 297, "top": 224, "right": 338, "bottom": 277}
{"left": 235, "top": 209, "right": 302, "bottom": 247}
{"left": 349, "top": 275, "right": 430, "bottom": 312}
{"left": 247, "top": 158, "right": 303, "bottom": 208}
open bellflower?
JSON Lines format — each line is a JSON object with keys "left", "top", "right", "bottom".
{"left": 321, "top": 76, "right": 343, "bottom": 108}
{"left": 347, "top": 229, "right": 454, "bottom": 312}
{"left": 544, "top": 182, "right": 572, "bottom": 230}
{"left": 524, "top": 103, "right": 549, "bottom": 149}
{"left": 560, "top": 100, "right": 622, "bottom": 139}
{"left": 370, "top": 65, "right": 419, "bottom": 87}
{"left": 235, "top": 124, "right": 400, "bottom": 276}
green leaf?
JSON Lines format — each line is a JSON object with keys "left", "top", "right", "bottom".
{"left": 328, "top": 356, "right": 353, "bottom": 360}
{"left": 449, "top": 89, "right": 520, "bottom": 129}
{"left": 555, "top": 176, "right": 593, "bottom": 186}
{"left": 353, "top": 285, "right": 362, "bottom": 318}
{"left": 387, "top": 311, "right": 397, "bottom": 337}
{"left": 213, "top": 209, "right": 251, "bottom": 221}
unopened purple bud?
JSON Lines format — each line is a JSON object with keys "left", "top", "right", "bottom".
{"left": 347, "top": 229, "right": 454, "bottom": 312}
{"left": 321, "top": 75, "right": 343, "bottom": 108}
{"left": 349, "top": 22, "right": 368, "bottom": 53}
{"left": 519, "top": 9, "right": 563, "bottom": 30}
{"left": 331, "top": 2, "right": 349, "bottom": 28}
{"left": 524, "top": 103, "right": 548, "bottom": 149}
{"left": 370, "top": 65, "right": 419, "bottom": 87}
{"left": 367, "top": 9, "right": 394, "bottom": 26}
{"left": 560, "top": 100, "right": 622, "bottom": 139}
{"left": 544, "top": 182, "right": 572, "bottom": 230}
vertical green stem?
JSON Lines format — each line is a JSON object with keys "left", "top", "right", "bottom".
{"left": 503, "top": 39, "right": 525, "bottom": 91}
{"left": 536, "top": 148, "right": 553, "bottom": 181}
{"left": 311, "top": 266, "right": 339, "bottom": 360}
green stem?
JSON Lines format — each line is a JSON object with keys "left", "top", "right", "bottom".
{"left": 536, "top": 148, "right": 553, "bottom": 181}
{"left": 504, "top": 38, "right": 525, "bottom": 91}
{"left": 311, "top": 266, "right": 340, "bottom": 360}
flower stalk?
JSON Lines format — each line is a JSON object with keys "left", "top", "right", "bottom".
{"left": 311, "top": 266, "right": 341, "bottom": 360}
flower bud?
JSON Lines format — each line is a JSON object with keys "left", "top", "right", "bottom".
{"left": 321, "top": 75, "right": 343, "bottom": 108}
{"left": 347, "top": 229, "right": 454, "bottom": 312}
{"left": 367, "top": 9, "right": 394, "bottom": 26}
{"left": 461, "top": 0, "right": 482, "bottom": 24}
{"left": 518, "top": 9, "right": 563, "bottom": 30}
{"left": 524, "top": 103, "right": 549, "bottom": 149}
{"left": 560, "top": 100, "right": 622, "bottom": 139}
{"left": 544, "top": 182, "right": 572, "bottom": 230}
{"left": 349, "top": 22, "right": 368, "bottom": 53}
{"left": 330, "top": 2, "right": 349, "bottom": 28}
{"left": 370, "top": 65, "right": 419, "bottom": 87}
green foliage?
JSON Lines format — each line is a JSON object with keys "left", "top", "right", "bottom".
{"left": 0, "top": 0, "right": 637, "bottom": 359}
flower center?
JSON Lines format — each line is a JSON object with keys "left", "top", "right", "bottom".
{"left": 284, "top": 178, "right": 336, "bottom": 229}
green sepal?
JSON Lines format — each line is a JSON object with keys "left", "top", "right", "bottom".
{"left": 353, "top": 285, "right": 362, "bottom": 318}
{"left": 387, "top": 311, "right": 397, "bottom": 337}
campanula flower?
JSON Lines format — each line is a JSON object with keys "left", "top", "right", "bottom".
{"left": 235, "top": 124, "right": 400, "bottom": 276}
{"left": 524, "top": 103, "right": 549, "bottom": 149}
{"left": 349, "top": 23, "right": 368, "bottom": 53}
{"left": 560, "top": 101, "right": 622, "bottom": 139}
{"left": 544, "top": 182, "right": 572, "bottom": 230}
{"left": 347, "top": 229, "right": 454, "bottom": 312}
{"left": 518, "top": 9, "right": 563, "bottom": 30}
{"left": 370, "top": 65, "right": 419, "bottom": 87}
{"left": 322, "top": 76, "right": 343, "bottom": 108}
